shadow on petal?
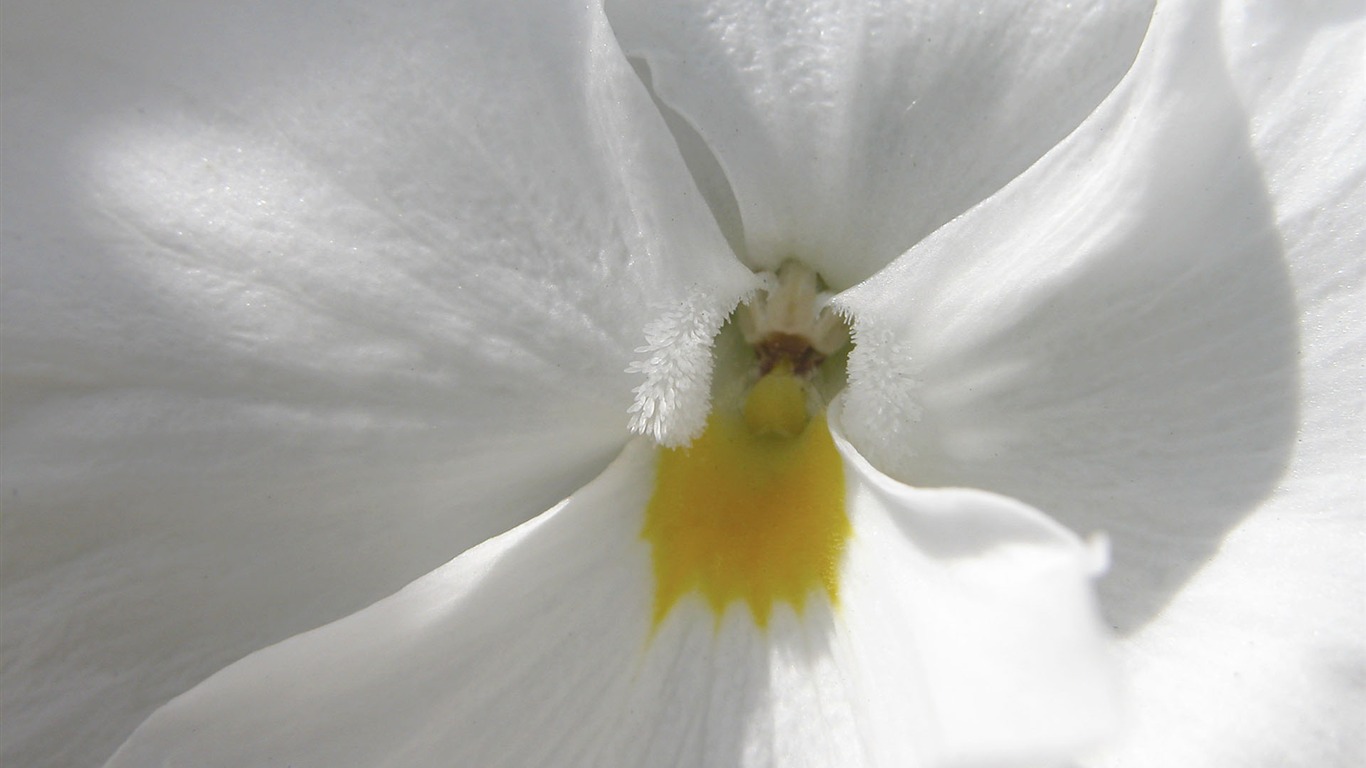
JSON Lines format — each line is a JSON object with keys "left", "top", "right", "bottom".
{"left": 920, "top": 180, "right": 1298, "bottom": 635}
{"left": 838, "top": 0, "right": 1298, "bottom": 635}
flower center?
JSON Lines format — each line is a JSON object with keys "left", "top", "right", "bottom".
{"left": 643, "top": 262, "right": 851, "bottom": 629}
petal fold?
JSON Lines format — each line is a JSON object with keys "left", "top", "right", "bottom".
{"left": 608, "top": 0, "right": 1153, "bottom": 287}
{"left": 830, "top": 402, "right": 1119, "bottom": 767}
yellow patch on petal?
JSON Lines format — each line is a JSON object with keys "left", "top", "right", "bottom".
{"left": 644, "top": 370, "right": 849, "bottom": 629}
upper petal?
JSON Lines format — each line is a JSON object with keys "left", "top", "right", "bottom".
{"left": 607, "top": 0, "right": 1153, "bottom": 287}
{"left": 0, "top": 0, "right": 752, "bottom": 764}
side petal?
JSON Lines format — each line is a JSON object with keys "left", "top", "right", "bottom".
{"left": 835, "top": 0, "right": 1300, "bottom": 633}
{"left": 107, "top": 407, "right": 1115, "bottom": 768}
{"left": 607, "top": 0, "right": 1153, "bottom": 287}
{"left": 0, "top": 0, "right": 752, "bottom": 764}
{"left": 839, "top": 0, "right": 1365, "bottom": 762}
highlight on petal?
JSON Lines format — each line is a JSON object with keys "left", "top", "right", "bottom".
{"left": 607, "top": 0, "right": 1154, "bottom": 287}
{"left": 0, "top": 0, "right": 752, "bottom": 764}
{"left": 107, "top": 400, "right": 1116, "bottom": 768}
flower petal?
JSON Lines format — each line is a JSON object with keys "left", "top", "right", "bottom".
{"left": 1103, "top": 1, "right": 1366, "bottom": 764}
{"left": 835, "top": 0, "right": 1300, "bottom": 632}
{"left": 838, "top": 0, "right": 1364, "bottom": 761}
{"left": 830, "top": 403, "right": 1119, "bottom": 767}
{"left": 106, "top": 405, "right": 1114, "bottom": 767}
{"left": 1, "top": 1, "right": 752, "bottom": 764}
{"left": 607, "top": 0, "right": 1154, "bottom": 287}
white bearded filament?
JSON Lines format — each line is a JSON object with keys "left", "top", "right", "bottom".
{"left": 626, "top": 292, "right": 733, "bottom": 447}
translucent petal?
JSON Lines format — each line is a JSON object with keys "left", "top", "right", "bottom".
{"left": 0, "top": 1, "right": 752, "bottom": 764}
{"left": 106, "top": 404, "right": 1114, "bottom": 767}
{"left": 607, "top": 0, "right": 1153, "bottom": 287}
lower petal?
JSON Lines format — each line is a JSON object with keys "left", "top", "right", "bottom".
{"left": 109, "top": 405, "right": 1116, "bottom": 767}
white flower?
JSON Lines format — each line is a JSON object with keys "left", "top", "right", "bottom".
{"left": 1, "top": 0, "right": 1362, "bottom": 766}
